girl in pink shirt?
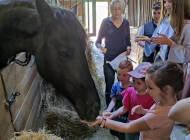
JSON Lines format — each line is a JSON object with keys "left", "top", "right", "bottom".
{"left": 81, "top": 61, "right": 184, "bottom": 140}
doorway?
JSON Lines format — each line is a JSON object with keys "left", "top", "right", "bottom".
{"left": 83, "top": 0, "right": 109, "bottom": 41}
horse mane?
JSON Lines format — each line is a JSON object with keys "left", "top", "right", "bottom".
{"left": 52, "top": 7, "right": 88, "bottom": 52}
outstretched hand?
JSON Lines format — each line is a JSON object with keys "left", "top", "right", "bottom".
{"left": 151, "top": 34, "right": 172, "bottom": 46}
{"left": 80, "top": 116, "right": 102, "bottom": 127}
{"left": 131, "top": 105, "right": 145, "bottom": 115}
{"left": 135, "top": 36, "right": 151, "bottom": 43}
{"left": 126, "top": 48, "right": 131, "bottom": 55}
{"left": 103, "top": 111, "right": 115, "bottom": 119}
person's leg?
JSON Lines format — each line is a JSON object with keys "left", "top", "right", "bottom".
{"left": 110, "top": 129, "right": 120, "bottom": 139}
{"left": 142, "top": 52, "right": 154, "bottom": 63}
{"left": 154, "top": 54, "right": 163, "bottom": 64}
{"left": 103, "top": 62, "right": 115, "bottom": 106}
{"left": 125, "top": 132, "right": 140, "bottom": 140}
{"left": 134, "top": 132, "right": 140, "bottom": 140}
{"left": 119, "top": 132, "right": 126, "bottom": 140}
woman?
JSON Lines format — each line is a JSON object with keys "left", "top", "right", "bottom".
{"left": 136, "top": 0, "right": 190, "bottom": 63}
{"left": 95, "top": 0, "right": 131, "bottom": 107}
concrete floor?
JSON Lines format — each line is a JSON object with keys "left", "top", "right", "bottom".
{"left": 171, "top": 122, "right": 187, "bottom": 140}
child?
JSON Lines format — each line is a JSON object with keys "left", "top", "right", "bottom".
{"left": 104, "top": 62, "right": 155, "bottom": 140}
{"left": 81, "top": 61, "right": 184, "bottom": 140}
{"left": 104, "top": 59, "right": 133, "bottom": 140}
{"left": 168, "top": 97, "right": 190, "bottom": 139}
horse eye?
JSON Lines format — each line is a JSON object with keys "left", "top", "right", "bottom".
{"left": 59, "top": 51, "right": 69, "bottom": 60}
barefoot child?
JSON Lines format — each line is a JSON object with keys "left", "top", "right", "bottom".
{"left": 104, "top": 62, "right": 155, "bottom": 140}
{"left": 104, "top": 60, "right": 133, "bottom": 140}
{"left": 81, "top": 61, "right": 184, "bottom": 140}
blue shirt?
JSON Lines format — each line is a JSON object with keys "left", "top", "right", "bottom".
{"left": 96, "top": 17, "right": 131, "bottom": 61}
{"left": 110, "top": 81, "right": 129, "bottom": 122}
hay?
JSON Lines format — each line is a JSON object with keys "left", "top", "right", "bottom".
{"left": 9, "top": 129, "right": 62, "bottom": 140}
{"left": 43, "top": 83, "right": 98, "bottom": 140}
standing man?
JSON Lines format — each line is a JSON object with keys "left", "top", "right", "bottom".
{"left": 138, "top": 2, "right": 161, "bottom": 63}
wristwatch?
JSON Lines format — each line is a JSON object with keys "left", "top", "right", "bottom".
{"left": 100, "top": 117, "right": 106, "bottom": 128}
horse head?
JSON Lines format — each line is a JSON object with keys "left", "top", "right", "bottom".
{"left": 0, "top": 0, "right": 100, "bottom": 121}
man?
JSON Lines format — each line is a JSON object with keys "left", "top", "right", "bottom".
{"left": 138, "top": 2, "right": 161, "bottom": 63}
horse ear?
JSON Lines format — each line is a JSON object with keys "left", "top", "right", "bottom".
{"left": 35, "top": 0, "right": 54, "bottom": 25}
{"left": 70, "top": 3, "right": 78, "bottom": 15}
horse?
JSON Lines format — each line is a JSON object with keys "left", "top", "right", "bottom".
{"left": 0, "top": 0, "right": 100, "bottom": 121}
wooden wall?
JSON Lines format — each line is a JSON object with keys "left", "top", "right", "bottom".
{"left": 0, "top": 53, "right": 44, "bottom": 139}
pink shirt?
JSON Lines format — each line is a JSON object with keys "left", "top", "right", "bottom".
{"left": 140, "top": 103, "right": 174, "bottom": 140}
{"left": 121, "top": 87, "right": 155, "bottom": 121}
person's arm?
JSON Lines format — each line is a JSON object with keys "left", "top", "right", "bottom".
{"left": 135, "top": 25, "right": 150, "bottom": 48}
{"left": 111, "top": 106, "right": 128, "bottom": 118}
{"left": 95, "top": 19, "right": 106, "bottom": 49}
{"left": 105, "top": 98, "right": 116, "bottom": 112}
{"left": 131, "top": 105, "right": 148, "bottom": 115}
{"left": 168, "top": 24, "right": 190, "bottom": 63}
{"left": 168, "top": 98, "right": 190, "bottom": 122}
{"left": 81, "top": 115, "right": 150, "bottom": 133}
{"left": 102, "top": 116, "right": 150, "bottom": 133}
{"left": 105, "top": 84, "right": 117, "bottom": 112}
{"left": 135, "top": 25, "right": 150, "bottom": 45}
{"left": 151, "top": 34, "right": 172, "bottom": 46}
{"left": 104, "top": 106, "right": 128, "bottom": 119}
{"left": 125, "top": 20, "right": 132, "bottom": 55}
{"left": 126, "top": 46, "right": 131, "bottom": 55}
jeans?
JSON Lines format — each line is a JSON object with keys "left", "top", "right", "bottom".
{"left": 125, "top": 132, "right": 140, "bottom": 140}
{"left": 154, "top": 54, "right": 163, "bottom": 64}
{"left": 142, "top": 52, "right": 155, "bottom": 63}
{"left": 143, "top": 45, "right": 160, "bottom": 64}
{"left": 103, "top": 60, "right": 115, "bottom": 106}
{"left": 110, "top": 129, "right": 125, "bottom": 140}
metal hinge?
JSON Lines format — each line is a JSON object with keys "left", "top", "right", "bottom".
{"left": 5, "top": 92, "right": 20, "bottom": 110}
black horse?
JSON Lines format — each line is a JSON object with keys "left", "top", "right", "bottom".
{"left": 0, "top": 0, "right": 100, "bottom": 121}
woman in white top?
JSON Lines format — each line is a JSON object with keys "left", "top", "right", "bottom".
{"left": 135, "top": 0, "right": 190, "bottom": 64}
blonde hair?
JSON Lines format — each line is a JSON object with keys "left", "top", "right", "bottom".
{"left": 118, "top": 60, "right": 133, "bottom": 71}
{"left": 109, "top": 0, "right": 126, "bottom": 16}
{"left": 160, "top": 0, "right": 190, "bottom": 42}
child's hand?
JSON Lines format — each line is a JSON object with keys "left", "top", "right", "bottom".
{"left": 126, "top": 47, "right": 131, "bottom": 55}
{"left": 101, "top": 48, "right": 107, "bottom": 54}
{"left": 80, "top": 116, "right": 102, "bottom": 127}
{"left": 103, "top": 111, "right": 112, "bottom": 118}
{"left": 103, "top": 111, "right": 115, "bottom": 119}
{"left": 131, "top": 105, "right": 145, "bottom": 115}
{"left": 151, "top": 34, "right": 172, "bottom": 46}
